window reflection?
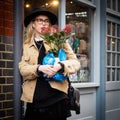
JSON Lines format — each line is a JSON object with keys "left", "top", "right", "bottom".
{"left": 66, "top": 0, "right": 91, "bottom": 82}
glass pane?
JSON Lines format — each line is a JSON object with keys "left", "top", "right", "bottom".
{"left": 107, "top": 0, "right": 111, "bottom": 8}
{"left": 107, "top": 53, "right": 111, "bottom": 66}
{"left": 112, "top": 23, "right": 115, "bottom": 36}
{"left": 118, "top": 0, "right": 120, "bottom": 13}
{"left": 117, "top": 54, "right": 120, "bottom": 66}
{"left": 107, "top": 68, "right": 111, "bottom": 81}
{"left": 117, "top": 39, "right": 120, "bottom": 52}
{"left": 112, "top": 68, "right": 115, "bottom": 81}
{"left": 112, "top": 0, "right": 116, "bottom": 11}
{"left": 66, "top": 0, "right": 91, "bottom": 82}
{"left": 117, "top": 68, "right": 120, "bottom": 81}
{"left": 112, "top": 38, "right": 116, "bottom": 51}
{"left": 112, "top": 53, "right": 116, "bottom": 66}
{"left": 107, "top": 37, "right": 111, "bottom": 50}
{"left": 107, "top": 21, "right": 111, "bottom": 35}
{"left": 117, "top": 24, "right": 120, "bottom": 37}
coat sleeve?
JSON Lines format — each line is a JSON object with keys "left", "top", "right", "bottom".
{"left": 18, "top": 44, "right": 38, "bottom": 81}
{"left": 61, "top": 41, "right": 81, "bottom": 76}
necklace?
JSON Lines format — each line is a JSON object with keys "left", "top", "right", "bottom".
{"left": 38, "top": 43, "right": 43, "bottom": 52}
{"left": 34, "top": 38, "right": 43, "bottom": 52}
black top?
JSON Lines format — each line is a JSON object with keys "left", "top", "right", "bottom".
{"left": 32, "top": 40, "right": 68, "bottom": 108}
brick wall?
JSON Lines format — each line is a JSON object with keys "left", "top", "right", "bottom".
{"left": 0, "top": 0, "right": 14, "bottom": 120}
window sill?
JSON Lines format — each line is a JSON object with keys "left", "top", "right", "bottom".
{"left": 72, "top": 82, "right": 100, "bottom": 88}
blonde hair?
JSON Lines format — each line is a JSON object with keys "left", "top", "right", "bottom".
{"left": 24, "top": 22, "right": 34, "bottom": 43}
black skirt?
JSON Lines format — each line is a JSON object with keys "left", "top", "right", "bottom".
{"left": 24, "top": 99, "right": 71, "bottom": 120}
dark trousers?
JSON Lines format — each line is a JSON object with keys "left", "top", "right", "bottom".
{"left": 24, "top": 99, "right": 71, "bottom": 120}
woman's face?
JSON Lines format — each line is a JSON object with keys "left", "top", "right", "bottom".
{"left": 33, "top": 15, "right": 50, "bottom": 37}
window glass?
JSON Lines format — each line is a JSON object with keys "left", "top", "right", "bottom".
{"left": 117, "top": 68, "right": 120, "bottom": 80}
{"left": 118, "top": 0, "right": 120, "bottom": 12}
{"left": 112, "top": 68, "right": 115, "bottom": 81}
{"left": 112, "top": 0, "right": 116, "bottom": 11}
{"left": 112, "top": 38, "right": 116, "bottom": 51}
{"left": 107, "top": 68, "right": 111, "bottom": 81}
{"left": 112, "top": 23, "right": 115, "bottom": 36}
{"left": 117, "top": 39, "right": 120, "bottom": 52}
{"left": 117, "top": 54, "right": 120, "bottom": 66}
{"left": 107, "top": 37, "right": 111, "bottom": 50}
{"left": 66, "top": 0, "right": 92, "bottom": 82}
{"left": 107, "top": 0, "right": 111, "bottom": 9}
{"left": 107, "top": 21, "right": 111, "bottom": 35}
{"left": 107, "top": 52, "right": 111, "bottom": 66}
{"left": 117, "top": 25, "right": 120, "bottom": 37}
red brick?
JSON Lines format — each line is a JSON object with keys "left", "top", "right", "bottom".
{"left": 0, "top": 10, "right": 4, "bottom": 19}
{"left": 4, "top": 20, "right": 13, "bottom": 28}
{"left": 5, "top": 0, "right": 13, "bottom": 3}
{"left": 0, "top": 19, "right": 3, "bottom": 27}
{"left": 3, "top": 3, "right": 13, "bottom": 12}
{"left": 0, "top": 2, "right": 4, "bottom": 10}
{"left": 0, "top": 27, "right": 4, "bottom": 35}
{"left": 4, "top": 28, "right": 13, "bottom": 36}
{"left": 4, "top": 11, "right": 13, "bottom": 20}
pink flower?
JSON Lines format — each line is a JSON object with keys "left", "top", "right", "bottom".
{"left": 62, "top": 24, "right": 72, "bottom": 34}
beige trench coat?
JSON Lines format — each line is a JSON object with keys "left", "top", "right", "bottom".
{"left": 19, "top": 38, "right": 80, "bottom": 103}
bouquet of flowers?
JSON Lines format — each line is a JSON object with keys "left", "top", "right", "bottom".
{"left": 41, "top": 24, "right": 72, "bottom": 82}
{"left": 41, "top": 24, "right": 72, "bottom": 55}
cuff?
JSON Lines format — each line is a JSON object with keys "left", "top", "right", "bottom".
{"left": 36, "top": 64, "right": 43, "bottom": 77}
{"left": 58, "top": 62, "right": 64, "bottom": 73}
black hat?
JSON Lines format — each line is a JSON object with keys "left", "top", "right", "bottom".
{"left": 24, "top": 8, "right": 58, "bottom": 27}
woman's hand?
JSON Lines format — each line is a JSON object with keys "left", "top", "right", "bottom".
{"left": 38, "top": 64, "right": 61, "bottom": 77}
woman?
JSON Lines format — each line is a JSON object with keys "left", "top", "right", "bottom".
{"left": 19, "top": 8, "right": 80, "bottom": 120}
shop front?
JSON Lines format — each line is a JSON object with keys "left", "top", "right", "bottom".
{"left": 13, "top": 0, "right": 120, "bottom": 120}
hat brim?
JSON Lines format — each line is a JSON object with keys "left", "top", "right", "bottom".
{"left": 24, "top": 9, "right": 58, "bottom": 27}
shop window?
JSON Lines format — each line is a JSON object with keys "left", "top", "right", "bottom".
{"left": 106, "top": 20, "right": 120, "bottom": 81}
{"left": 66, "top": 0, "right": 92, "bottom": 83}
